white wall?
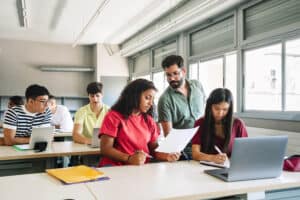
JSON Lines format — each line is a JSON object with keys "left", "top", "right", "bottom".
{"left": 0, "top": 39, "right": 94, "bottom": 97}
{"left": 95, "top": 44, "right": 128, "bottom": 77}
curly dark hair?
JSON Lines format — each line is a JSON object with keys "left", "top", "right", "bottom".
{"left": 111, "top": 79, "right": 157, "bottom": 119}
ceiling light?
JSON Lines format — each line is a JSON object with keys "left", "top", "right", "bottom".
{"left": 39, "top": 66, "right": 94, "bottom": 72}
{"left": 17, "top": 0, "right": 29, "bottom": 28}
{"left": 72, "top": 0, "right": 110, "bottom": 47}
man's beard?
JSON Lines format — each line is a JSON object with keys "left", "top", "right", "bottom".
{"left": 169, "top": 78, "right": 184, "bottom": 89}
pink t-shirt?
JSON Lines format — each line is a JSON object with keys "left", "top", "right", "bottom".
{"left": 99, "top": 110, "right": 159, "bottom": 166}
{"left": 191, "top": 117, "right": 248, "bottom": 156}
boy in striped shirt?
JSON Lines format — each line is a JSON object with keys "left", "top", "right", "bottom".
{"left": 3, "top": 84, "right": 52, "bottom": 146}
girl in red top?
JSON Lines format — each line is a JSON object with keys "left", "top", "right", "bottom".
{"left": 99, "top": 79, "right": 180, "bottom": 166}
{"left": 191, "top": 88, "right": 248, "bottom": 164}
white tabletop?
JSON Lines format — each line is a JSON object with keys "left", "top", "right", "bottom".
{"left": 0, "top": 173, "right": 95, "bottom": 200}
{"left": 86, "top": 161, "right": 300, "bottom": 200}
{"left": 0, "top": 131, "right": 72, "bottom": 138}
{"left": 0, "top": 161, "right": 299, "bottom": 200}
{"left": 0, "top": 141, "right": 100, "bottom": 160}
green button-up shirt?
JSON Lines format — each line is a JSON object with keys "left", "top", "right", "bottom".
{"left": 158, "top": 79, "right": 205, "bottom": 129}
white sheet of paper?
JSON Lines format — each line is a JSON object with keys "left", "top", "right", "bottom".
{"left": 155, "top": 127, "right": 198, "bottom": 153}
{"left": 200, "top": 159, "right": 230, "bottom": 168}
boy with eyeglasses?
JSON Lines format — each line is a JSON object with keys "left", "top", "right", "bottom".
{"left": 2, "top": 84, "right": 52, "bottom": 146}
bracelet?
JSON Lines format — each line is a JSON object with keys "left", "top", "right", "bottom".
{"left": 127, "top": 155, "right": 131, "bottom": 162}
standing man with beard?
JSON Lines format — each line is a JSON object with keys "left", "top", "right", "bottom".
{"left": 158, "top": 55, "right": 205, "bottom": 159}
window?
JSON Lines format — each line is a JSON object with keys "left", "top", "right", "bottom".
{"left": 286, "top": 38, "right": 300, "bottom": 111}
{"left": 189, "top": 53, "right": 237, "bottom": 111}
{"left": 153, "top": 42, "right": 177, "bottom": 68}
{"left": 199, "top": 58, "right": 223, "bottom": 96}
{"left": 244, "top": 44, "right": 282, "bottom": 111}
{"left": 152, "top": 71, "right": 168, "bottom": 105}
{"left": 189, "top": 62, "right": 198, "bottom": 80}
{"left": 225, "top": 53, "right": 237, "bottom": 112}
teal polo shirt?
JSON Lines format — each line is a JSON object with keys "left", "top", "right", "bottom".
{"left": 158, "top": 79, "right": 205, "bottom": 129}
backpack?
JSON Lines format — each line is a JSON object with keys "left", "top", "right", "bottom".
{"left": 283, "top": 155, "right": 300, "bottom": 172}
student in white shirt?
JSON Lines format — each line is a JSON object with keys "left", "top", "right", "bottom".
{"left": 47, "top": 95, "right": 73, "bottom": 132}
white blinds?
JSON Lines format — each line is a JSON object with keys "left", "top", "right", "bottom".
{"left": 190, "top": 16, "right": 234, "bottom": 56}
{"left": 244, "top": 0, "right": 300, "bottom": 39}
{"left": 133, "top": 51, "right": 150, "bottom": 74}
{"left": 153, "top": 41, "right": 177, "bottom": 68}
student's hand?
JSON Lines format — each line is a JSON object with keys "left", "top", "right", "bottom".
{"left": 127, "top": 151, "right": 146, "bottom": 165}
{"left": 211, "top": 153, "right": 227, "bottom": 164}
{"left": 166, "top": 152, "right": 181, "bottom": 162}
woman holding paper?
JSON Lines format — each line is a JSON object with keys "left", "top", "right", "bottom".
{"left": 191, "top": 88, "right": 248, "bottom": 164}
{"left": 99, "top": 79, "right": 180, "bottom": 166}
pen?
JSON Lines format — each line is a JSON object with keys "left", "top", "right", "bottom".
{"left": 214, "top": 145, "right": 222, "bottom": 154}
{"left": 136, "top": 150, "right": 153, "bottom": 158}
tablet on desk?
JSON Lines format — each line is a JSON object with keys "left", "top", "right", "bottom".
{"left": 13, "top": 126, "right": 54, "bottom": 150}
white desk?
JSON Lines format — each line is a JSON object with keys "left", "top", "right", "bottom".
{"left": 0, "top": 131, "right": 72, "bottom": 139}
{"left": 0, "top": 141, "right": 99, "bottom": 161}
{"left": 0, "top": 161, "right": 299, "bottom": 200}
{"left": 0, "top": 173, "right": 95, "bottom": 200}
{"left": 86, "top": 161, "right": 300, "bottom": 200}
{"left": 0, "top": 142, "right": 100, "bottom": 176}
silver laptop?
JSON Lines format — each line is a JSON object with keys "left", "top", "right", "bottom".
{"left": 14, "top": 126, "right": 54, "bottom": 150}
{"left": 204, "top": 135, "right": 288, "bottom": 182}
{"left": 90, "top": 128, "right": 100, "bottom": 148}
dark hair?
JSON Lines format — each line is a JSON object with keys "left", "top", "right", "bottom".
{"left": 9, "top": 96, "right": 24, "bottom": 106}
{"left": 86, "top": 82, "right": 103, "bottom": 94}
{"left": 111, "top": 79, "right": 157, "bottom": 119}
{"left": 201, "top": 88, "right": 234, "bottom": 154}
{"left": 48, "top": 95, "right": 55, "bottom": 100}
{"left": 161, "top": 55, "right": 184, "bottom": 69}
{"left": 25, "top": 84, "right": 50, "bottom": 100}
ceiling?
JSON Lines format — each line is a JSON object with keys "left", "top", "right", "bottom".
{"left": 0, "top": 0, "right": 185, "bottom": 45}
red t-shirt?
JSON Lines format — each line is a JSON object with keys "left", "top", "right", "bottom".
{"left": 99, "top": 110, "right": 159, "bottom": 166}
{"left": 191, "top": 117, "right": 248, "bottom": 156}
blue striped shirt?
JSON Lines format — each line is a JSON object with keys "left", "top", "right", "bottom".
{"left": 3, "top": 105, "right": 52, "bottom": 137}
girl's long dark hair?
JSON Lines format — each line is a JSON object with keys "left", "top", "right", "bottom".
{"left": 201, "top": 88, "right": 233, "bottom": 154}
{"left": 111, "top": 79, "right": 157, "bottom": 119}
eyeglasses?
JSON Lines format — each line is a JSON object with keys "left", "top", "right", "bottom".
{"left": 165, "top": 70, "right": 182, "bottom": 78}
{"left": 35, "top": 99, "right": 48, "bottom": 105}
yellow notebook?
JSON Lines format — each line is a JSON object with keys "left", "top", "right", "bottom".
{"left": 46, "top": 165, "right": 106, "bottom": 184}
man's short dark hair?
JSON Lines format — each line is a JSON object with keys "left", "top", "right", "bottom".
{"left": 9, "top": 96, "right": 24, "bottom": 106}
{"left": 48, "top": 94, "right": 55, "bottom": 100}
{"left": 25, "top": 84, "right": 50, "bottom": 100}
{"left": 162, "top": 55, "right": 184, "bottom": 69}
{"left": 86, "top": 82, "right": 103, "bottom": 94}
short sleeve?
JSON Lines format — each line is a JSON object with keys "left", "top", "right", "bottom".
{"left": 236, "top": 118, "right": 248, "bottom": 137}
{"left": 74, "top": 107, "right": 86, "bottom": 124}
{"left": 3, "top": 108, "right": 17, "bottom": 130}
{"left": 99, "top": 111, "right": 121, "bottom": 138}
{"left": 193, "top": 80, "right": 206, "bottom": 103}
{"left": 191, "top": 118, "right": 204, "bottom": 145}
{"left": 157, "top": 95, "right": 172, "bottom": 122}
{"left": 147, "top": 116, "right": 160, "bottom": 143}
